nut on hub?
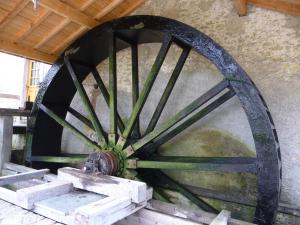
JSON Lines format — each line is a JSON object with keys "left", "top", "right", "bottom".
{"left": 84, "top": 151, "right": 119, "bottom": 175}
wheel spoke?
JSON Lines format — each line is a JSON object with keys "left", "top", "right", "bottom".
{"left": 91, "top": 68, "right": 125, "bottom": 132}
{"left": 68, "top": 107, "right": 93, "bottom": 129}
{"left": 131, "top": 43, "right": 141, "bottom": 138}
{"left": 151, "top": 90, "right": 235, "bottom": 149}
{"left": 116, "top": 34, "right": 173, "bottom": 149}
{"left": 31, "top": 155, "right": 86, "bottom": 164}
{"left": 127, "top": 157, "right": 257, "bottom": 173}
{"left": 145, "top": 46, "right": 191, "bottom": 134}
{"left": 108, "top": 32, "right": 117, "bottom": 145}
{"left": 65, "top": 57, "right": 107, "bottom": 147}
{"left": 40, "top": 104, "right": 100, "bottom": 150}
{"left": 149, "top": 171, "right": 218, "bottom": 213}
{"left": 153, "top": 187, "right": 172, "bottom": 203}
{"left": 123, "top": 81, "right": 230, "bottom": 156}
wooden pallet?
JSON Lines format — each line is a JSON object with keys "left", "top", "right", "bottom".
{"left": 0, "top": 163, "right": 255, "bottom": 225}
{"left": 0, "top": 164, "right": 151, "bottom": 225}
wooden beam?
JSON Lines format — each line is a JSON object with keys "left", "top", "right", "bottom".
{"left": 0, "top": 39, "right": 57, "bottom": 63}
{"left": 95, "top": 0, "right": 124, "bottom": 20}
{"left": 234, "top": 0, "right": 247, "bottom": 16}
{"left": 36, "top": 0, "right": 94, "bottom": 52}
{"left": 247, "top": 0, "right": 300, "bottom": 16}
{"left": 14, "top": 10, "right": 52, "bottom": 42}
{"left": 0, "top": 0, "right": 28, "bottom": 30}
{"left": 0, "top": 108, "right": 30, "bottom": 117}
{"left": 0, "top": 169, "right": 49, "bottom": 186}
{"left": 39, "top": 0, "right": 99, "bottom": 28}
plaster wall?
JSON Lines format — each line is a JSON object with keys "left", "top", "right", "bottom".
{"left": 61, "top": 0, "right": 300, "bottom": 223}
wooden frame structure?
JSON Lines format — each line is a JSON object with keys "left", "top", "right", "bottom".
{"left": 234, "top": 0, "right": 300, "bottom": 16}
{"left": 0, "top": 0, "right": 144, "bottom": 63}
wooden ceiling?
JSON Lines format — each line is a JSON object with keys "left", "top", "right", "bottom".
{"left": 234, "top": 0, "right": 300, "bottom": 16}
{"left": 0, "top": 0, "right": 144, "bottom": 64}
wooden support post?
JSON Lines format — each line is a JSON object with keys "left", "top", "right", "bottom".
{"left": 234, "top": 0, "right": 247, "bottom": 16}
{"left": 0, "top": 116, "right": 13, "bottom": 173}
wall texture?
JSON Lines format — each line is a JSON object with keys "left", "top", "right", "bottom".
{"left": 61, "top": 0, "right": 300, "bottom": 224}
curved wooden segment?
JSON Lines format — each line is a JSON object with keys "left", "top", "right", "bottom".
{"left": 65, "top": 57, "right": 107, "bottom": 147}
{"left": 127, "top": 157, "right": 257, "bottom": 173}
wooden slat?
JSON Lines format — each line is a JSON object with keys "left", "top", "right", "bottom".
{"left": 0, "top": 169, "right": 49, "bottom": 186}
{"left": 14, "top": 10, "right": 52, "bottom": 42}
{"left": 39, "top": 0, "right": 99, "bottom": 28}
{"left": 234, "top": 0, "right": 247, "bottom": 16}
{"left": 0, "top": 39, "right": 57, "bottom": 63}
{"left": 94, "top": 0, "right": 124, "bottom": 19}
{"left": 0, "top": 0, "right": 28, "bottom": 30}
{"left": 36, "top": 0, "right": 95, "bottom": 52}
{"left": 0, "top": 108, "right": 30, "bottom": 117}
{"left": 34, "top": 19, "right": 70, "bottom": 49}
{"left": 247, "top": 0, "right": 300, "bottom": 16}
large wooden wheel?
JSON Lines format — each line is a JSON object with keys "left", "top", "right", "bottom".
{"left": 25, "top": 16, "right": 281, "bottom": 225}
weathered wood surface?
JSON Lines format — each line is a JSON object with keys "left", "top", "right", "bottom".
{"left": 0, "top": 169, "right": 49, "bottom": 186}
{"left": 146, "top": 200, "right": 255, "bottom": 225}
{"left": 0, "top": 108, "right": 31, "bottom": 117}
{"left": 0, "top": 116, "right": 13, "bottom": 172}
{"left": 58, "top": 167, "right": 147, "bottom": 203}
{"left": 0, "top": 199, "right": 63, "bottom": 225}
{"left": 16, "top": 180, "right": 73, "bottom": 209}
{"left": 210, "top": 210, "right": 231, "bottom": 225}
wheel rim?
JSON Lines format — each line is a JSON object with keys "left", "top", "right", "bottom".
{"left": 25, "top": 15, "right": 281, "bottom": 225}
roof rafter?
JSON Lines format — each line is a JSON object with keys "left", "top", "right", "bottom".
{"left": 38, "top": 0, "right": 99, "bottom": 28}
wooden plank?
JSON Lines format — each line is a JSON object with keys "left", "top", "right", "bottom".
{"left": 0, "top": 116, "right": 13, "bottom": 172}
{"left": 146, "top": 200, "right": 255, "bottom": 225}
{"left": 248, "top": 0, "right": 300, "bottom": 16}
{"left": 16, "top": 180, "right": 73, "bottom": 209}
{"left": 0, "top": 0, "right": 28, "bottom": 30}
{"left": 234, "top": 0, "right": 247, "bottom": 16}
{"left": 34, "top": 19, "right": 70, "bottom": 49}
{"left": 210, "top": 210, "right": 231, "bottom": 225}
{"left": 14, "top": 10, "right": 52, "bottom": 42}
{"left": 118, "top": 208, "right": 204, "bottom": 225}
{"left": 94, "top": 0, "right": 124, "bottom": 19}
{"left": 0, "top": 187, "right": 17, "bottom": 205}
{"left": 0, "top": 108, "right": 30, "bottom": 117}
{"left": 0, "top": 169, "right": 49, "bottom": 186}
{"left": 4, "top": 162, "right": 36, "bottom": 173}
{"left": 57, "top": 167, "right": 148, "bottom": 204}
{"left": 0, "top": 39, "right": 57, "bottom": 63}
{"left": 39, "top": 0, "right": 99, "bottom": 28}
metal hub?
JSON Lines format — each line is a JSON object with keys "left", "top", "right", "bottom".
{"left": 84, "top": 151, "right": 119, "bottom": 175}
